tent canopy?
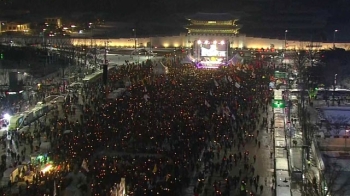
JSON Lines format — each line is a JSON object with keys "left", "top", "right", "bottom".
{"left": 153, "top": 63, "right": 169, "bottom": 75}
{"left": 181, "top": 55, "right": 195, "bottom": 64}
{"left": 228, "top": 53, "right": 243, "bottom": 65}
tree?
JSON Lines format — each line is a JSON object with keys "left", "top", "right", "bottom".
{"left": 318, "top": 49, "right": 350, "bottom": 88}
{"left": 303, "top": 161, "right": 350, "bottom": 196}
{"left": 324, "top": 115, "right": 350, "bottom": 136}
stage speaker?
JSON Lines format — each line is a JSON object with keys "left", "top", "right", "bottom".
{"left": 103, "top": 64, "right": 108, "bottom": 85}
{"left": 9, "top": 72, "right": 18, "bottom": 90}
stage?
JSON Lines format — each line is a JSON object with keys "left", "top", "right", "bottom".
{"left": 196, "top": 61, "right": 227, "bottom": 69}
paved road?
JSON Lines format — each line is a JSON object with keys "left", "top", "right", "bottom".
{"left": 182, "top": 105, "right": 275, "bottom": 196}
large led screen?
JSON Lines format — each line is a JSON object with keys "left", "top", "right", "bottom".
{"left": 200, "top": 44, "right": 227, "bottom": 57}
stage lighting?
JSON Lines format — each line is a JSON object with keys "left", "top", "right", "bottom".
{"left": 197, "top": 40, "right": 202, "bottom": 44}
{"left": 3, "top": 113, "right": 11, "bottom": 121}
{"left": 220, "top": 40, "right": 225, "bottom": 45}
{"left": 204, "top": 40, "right": 209, "bottom": 44}
{"left": 213, "top": 40, "right": 217, "bottom": 44}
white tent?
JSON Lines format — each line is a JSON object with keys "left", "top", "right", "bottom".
{"left": 228, "top": 53, "right": 244, "bottom": 65}
{"left": 153, "top": 63, "right": 169, "bottom": 75}
{"left": 180, "top": 55, "right": 195, "bottom": 64}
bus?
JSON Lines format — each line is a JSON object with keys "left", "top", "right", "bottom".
{"left": 82, "top": 71, "right": 103, "bottom": 83}
{"left": 8, "top": 103, "right": 52, "bottom": 130}
{"left": 8, "top": 114, "right": 25, "bottom": 130}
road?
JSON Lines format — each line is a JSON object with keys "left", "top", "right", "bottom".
{"left": 183, "top": 105, "right": 275, "bottom": 196}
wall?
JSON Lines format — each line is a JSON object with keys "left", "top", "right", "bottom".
{"left": 2, "top": 34, "right": 350, "bottom": 50}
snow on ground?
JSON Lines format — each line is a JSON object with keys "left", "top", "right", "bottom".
{"left": 319, "top": 107, "right": 350, "bottom": 136}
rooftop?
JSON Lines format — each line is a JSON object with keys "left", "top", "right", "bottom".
{"left": 186, "top": 25, "right": 240, "bottom": 30}
{"left": 187, "top": 12, "right": 239, "bottom": 21}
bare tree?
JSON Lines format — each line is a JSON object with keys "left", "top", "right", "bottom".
{"left": 303, "top": 161, "right": 350, "bottom": 196}
{"left": 324, "top": 115, "right": 350, "bottom": 136}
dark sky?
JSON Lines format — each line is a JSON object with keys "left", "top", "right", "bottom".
{"left": 1, "top": 0, "right": 349, "bottom": 21}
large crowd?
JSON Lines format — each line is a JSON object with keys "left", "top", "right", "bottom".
{"left": 0, "top": 58, "right": 273, "bottom": 196}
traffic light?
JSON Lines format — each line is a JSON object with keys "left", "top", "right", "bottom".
{"left": 0, "top": 53, "right": 3, "bottom": 59}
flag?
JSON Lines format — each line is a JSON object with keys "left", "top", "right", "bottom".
{"left": 235, "top": 82, "right": 241, "bottom": 88}
{"left": 214, "top": 79, "right": 219, "bottom": 87}
{"left": 216, "top": 105, "right": 221, "bottom": 114}
{"left": 222, "top": 106, "right": 231, "bottom": 118}
{"left": 81, "top": 159, "right": 89, "bottom": 172}
{"left": 227, "top": 76, "right": 233, "bottom": 82}
{"left": 222, "top": 76, "right": 228, "bottom": 83}
{"left": 205, "top": 100, "right": 211, "bottom": 108}
{"left": 232, "top": 113, "right": 236, "bottom": 120}
{"left": 252, "top": 72, "right": 256, "bottom": 78}
{"left": 152, "top": 164, "right": 157, "bottom": 173}
{"left": 144, "top": 94, "right": 150, "bottom": 102}
{"left": 53, "top": 180, "right": 57, "bottom": 196}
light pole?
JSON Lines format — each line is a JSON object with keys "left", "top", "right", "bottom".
{"left": 345, "top": 130, "right": 349, "bottom": 149}
{"left": 0, "top": 21, "right": 5, "bottom": 35}
{"left": 132, "top": 29, "right": 137, "bottom": 51}
{"left": 284, "top": 30, "right": 288, "bottom": 51}
{"left": 332, "top": 74, "right": 337, "bottom": 106}
{"left": 197, "top": 40, "right": 202, "bottom": 63}
{"left": 333, "top": 30, "right": 338, "bottom": 49}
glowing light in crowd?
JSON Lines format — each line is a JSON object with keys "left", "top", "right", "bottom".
{"left": 41, "top": 164, "right": 53, "bottom": 173}
{"left": 3, "top": 113, "right": 11, "bottom": 121}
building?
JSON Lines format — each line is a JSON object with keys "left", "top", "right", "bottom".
{"left": 186, "top": 12, "right": 241, "bottom": 35}
{"left": 45, "top": 17, "right": 62, "bottom": 28}
{"left": 184, "top": 13, "right": 243, "bottom": 68}
{"left": 3, "top": 21, "right": 30, "bottom": 33}
{"left": 185, "top": 12, "right": 241, "bottom": 48}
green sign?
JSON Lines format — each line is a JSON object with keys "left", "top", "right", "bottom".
{"left": 274, "top": 71, "right": 287, "bottom": 79}
{"left": 272, "top": 99, "right": 286, "bottom": 108}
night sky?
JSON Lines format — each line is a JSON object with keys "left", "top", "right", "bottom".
{"left": 1, "top": 0, "right": 350, "bottom": 40}
{"left": 1, "top": 0, "right": 349, "bottom": 21}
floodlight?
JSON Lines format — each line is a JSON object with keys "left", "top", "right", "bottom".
{"left": 197, "top": 40, "right": 202, "bottom": 44}
{"left": 213, "top": 40, "right": 217, "bottom": 44}
{"left": 3, "top": 113, "right": 11, "bottom": 121}
{"left": 204, "top": 40, "right": 209, "bottom": 44}
{"left": 220, "top": 40, "right": 225, "bottom": 45}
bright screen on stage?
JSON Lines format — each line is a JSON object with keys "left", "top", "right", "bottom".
{"left": 201, "top": 43, "right": 227, "bottom": 57}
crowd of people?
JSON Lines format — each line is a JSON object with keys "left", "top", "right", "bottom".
{"left": 0, "top": 58, "right": 273, "bottom": 195}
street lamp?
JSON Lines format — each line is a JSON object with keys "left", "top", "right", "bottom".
{"left": 345, "top": 129, "right": 350, "bottom": 149}
{"left": 0, "top": 22, "right": 5, "bottom": 35}
{"left": 333, "top": 30, "right": 338, "bottom": 49}
{"left": 284, "top": 30, "right": 288, "bottom": 50}
{"left": 197, "top": 40, "right": 202, "bottom": 63}
{"left": 132, "top": 29, "right": 137, "bottom": 51}
{"left": 332, "top": 74, "right": 337, "bottom": 106}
